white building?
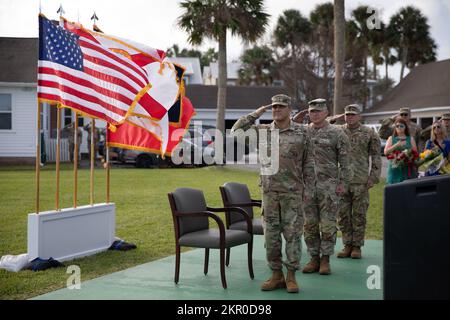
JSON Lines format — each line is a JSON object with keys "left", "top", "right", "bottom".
{"left": 203, "top": 61, "right": 242, "bottom": 86}
{"left": 167, "top": 57, "right": 203, "bottom": 85}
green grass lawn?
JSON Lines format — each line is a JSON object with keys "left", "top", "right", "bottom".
{"left": 0, "top": 165, "right": 384, "bottom": 300}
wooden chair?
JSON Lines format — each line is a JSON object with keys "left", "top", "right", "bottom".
{"left": 168, "top": 187, "right": 254, "bottom": 289}
{"left": 219, "top": 182, "right": 263, "bottom": 266}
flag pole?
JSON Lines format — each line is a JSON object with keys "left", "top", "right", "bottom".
{"left": 35, "top": 101, "right": 41, "bottom": 214}
{"left": 55, "top": 106, "right": 61, "bottom": 211}
{"left": 106, "top": 130, "right": 110, "bottom": 204}
{"left": 90, "top": 118, "right": 95, "bottom": 205}
{"left": 73, "top": 113, "right": 78, "bottom": 208}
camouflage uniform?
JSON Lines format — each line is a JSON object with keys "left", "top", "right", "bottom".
{"left": 303, "top": 105, "right": 352, "bottom": 257}
{"left": 84, "top": 122, "right": 101, "bottom": 161}
{"left": 231, "top": 96, "right": 315, "bottom": 271}
{"left": 63, "top": 123, "right": 82, "bottom": 163}
{"left": 337, "top": 105, "right": 381, "bottom": 248}
{"left": 442, "top": 113, "right": 450, "bottom": 140}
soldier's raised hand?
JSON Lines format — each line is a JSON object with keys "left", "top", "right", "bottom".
{"left": 293, "top": 109, "right": 308, "bottom": 123}
{"left": 255, "top": 104, "right": 271, "bottom": 117}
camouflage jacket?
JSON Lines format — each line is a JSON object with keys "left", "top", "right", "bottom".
{"left": 340, "top": 124, "right": 382, "bottom": 184}
{"left": 307, "top": 122, "right": 352, "bottom": 187}
{"left": 231, "top": 112, "right": 315, "bottom": 193}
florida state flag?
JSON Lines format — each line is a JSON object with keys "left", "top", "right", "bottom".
{"left": 107, "top": 96, "right": 195, "bottom": 157}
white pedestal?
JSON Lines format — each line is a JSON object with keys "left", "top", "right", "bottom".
{"left": 28, "top": 203, "right": 115, "bottom": 262}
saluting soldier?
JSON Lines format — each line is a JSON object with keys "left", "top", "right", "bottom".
{"left": 231, "top": 94, "right": 315, "bottom": 293}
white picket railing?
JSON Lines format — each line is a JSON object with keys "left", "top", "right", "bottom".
{"left": 45, "top": 138, "right": 70, "bottom": 162}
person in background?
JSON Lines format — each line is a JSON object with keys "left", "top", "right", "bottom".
{"left": 423, "top": 121, "right": 450, "bottom": 176}
{"left": 63, "top": 122, "right": 82, "bottom": 164}
{"left": 441, "top": 113, "right": 450, "bottom": 140}
{"left": 84, "top": 122, "right": 101, "bottom": 165}
{"left": 384, "top": 117, "right": 418, "bottom": 184}
{"left": 379, "top": 107, "right": 422, "bottom": 153}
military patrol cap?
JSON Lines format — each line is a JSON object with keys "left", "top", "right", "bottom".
{"left": 399, "top": 107, "right": 411, "bottom": 115}
{"left": 441, "top": 113, "right": 450, "bottom": 120}
{"left": 271, "top": 94, "right": 291, "bottom": 107}
{"left": 308, "top": 98, "right": 327, "bottom": 111}
{"left": 344, "top": 104, "right": 361, "bottom": 115}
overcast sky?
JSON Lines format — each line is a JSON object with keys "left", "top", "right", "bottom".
{"left": 1, "top": 0, "right": 449, "bottom": 82}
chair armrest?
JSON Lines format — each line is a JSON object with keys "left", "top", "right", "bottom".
{"left": 222, "top": 206, "right": 253, "bottom": 234}
{"left": 174, "top": 211, "right": 226, "bottom": 236}
{"left": 206, "top": 206, "right": 228, "bottom": 213}
{"left": 226, "top": 202, "right": 262, "bottom": 208}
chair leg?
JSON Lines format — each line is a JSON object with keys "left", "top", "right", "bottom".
{"left": 226, "top": 248, "right": 230, "bottom": 266}
{"left": 175, "top": 244, "right": 180, "bottom": 284}
{"left": 220, "top": 246, "right": 227, "bottom": 289}
{"left": 248, "top": 240, "right": 254, "bottom": 279}
{"left": 204, "top": 248, "right": 209, "bottom": 275}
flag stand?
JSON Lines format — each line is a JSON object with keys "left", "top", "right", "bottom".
{"left": 35, "top": 101, "right": 41, "bottom": 214}
{"left": 73, "top": 113, "right": 78, "bottom": 208}
{"left": 90, "top": 118, "right": 95, "bottom": 205}
{"left": 55, "top": 106, "right": 61, "bottom": 211}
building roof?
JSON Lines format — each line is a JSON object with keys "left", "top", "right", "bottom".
{"left": 365, "top": 59, "right": 450, "bottom": 114}
{"left": 186, "top": 84, "right": 289, "bottom": 110}
{"left": 167, "top": 57, "right": 203, "bottom": 84}
{"left": 0, "top": 37, "right": 38, "bottom": 83}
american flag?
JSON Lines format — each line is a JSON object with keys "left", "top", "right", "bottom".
{"left": 37, "top": 14, "right": 183, "bottom": 154}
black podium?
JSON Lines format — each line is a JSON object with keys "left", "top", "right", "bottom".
{"left": 384, "top": 174, "right": 450, "bottom": 300}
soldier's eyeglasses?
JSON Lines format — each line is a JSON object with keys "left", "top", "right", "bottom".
{"left": 400, "top": 113, "right": 409, "bottom": 117}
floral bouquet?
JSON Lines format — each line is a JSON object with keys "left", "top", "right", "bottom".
{"left": 417, "top": 147, "right": 449, "bottom": 176}
{"left": 387, "top": 149, "right": 419, "bottom": 177}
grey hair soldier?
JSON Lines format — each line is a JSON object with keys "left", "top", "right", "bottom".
{"left": 231, "top": 94, "right": 315, "bottom": 293}
{"left": 300, "top": 99, "right": 352, "bottom": 275}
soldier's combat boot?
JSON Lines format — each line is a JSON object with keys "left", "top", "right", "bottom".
{"left": 286, "top": 269, "right": 299, "bottom": 293}
{"left": 351, "top": 246, "right": 362, "bottom": 259}
{"left": 319, "top": 255, "right": 331, "bottom": 275}
{"left": 302, "top": 255, "right": 320, "bottom": 273}
{"left": 261, "top": 269, "right": 286, "bottom": 291}
{"left": 337, "top": 245, "right": 352, "bottom": 258}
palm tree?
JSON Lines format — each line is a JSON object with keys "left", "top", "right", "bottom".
{"left": 238, "top": 45, "right": 274, "bottom": 86}
{"left": 333, "top": 0, "right": 345, "bottom": 115}
{"left": 349, "top": 5, "right": 373, "bottom": 109}
{"left": 380, "top": 22, "right": 398, "bottom": 80}
{"left": 310, "top": 2, "right": 334, "bottom": 102}
{"left": 389, "top": 6, "right": 437, "bottom": 80}
{"left": 273, "top": 9, "right": 311, "bottom": 104}
{"left": 178, "top": 0, "right": 269, "bottom": 135}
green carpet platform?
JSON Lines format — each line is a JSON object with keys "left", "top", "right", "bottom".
{"left": 33, "top": 236, "right": 383, "bottom": 300}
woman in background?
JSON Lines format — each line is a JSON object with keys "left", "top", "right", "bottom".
{"left": 384, "top": 117, "right": 418, "bottom": 184}
{"left": 423, "top": 121, "right": 450, "bottom": 176}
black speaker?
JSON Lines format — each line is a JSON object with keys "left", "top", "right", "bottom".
{"left": 384, "top": 175, "right": 450, "bottom": 300}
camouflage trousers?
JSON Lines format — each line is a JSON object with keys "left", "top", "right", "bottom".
{"left": 262, "top": 191, "right": 303, "bottom": 271}
{"left": 338, "top": 184, "right": 369, "bottom": 247}
{"left": 303, "top": 185, "right": 339, "bottom": 256}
